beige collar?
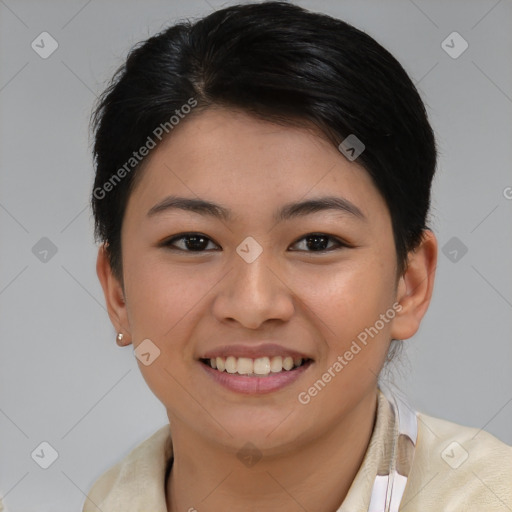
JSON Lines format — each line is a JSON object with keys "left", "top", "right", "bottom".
{"left": 86, "top": 388, "right": 395, "bottom": 511}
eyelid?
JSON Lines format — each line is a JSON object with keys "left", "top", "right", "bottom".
{"left": 161, "top": 232, "right": 351, "bottom": 253}
{"left": 161, "top": 232, "right": 220, "bottom": 251}
{"left": 289, "top": 233, "right": 349, "bottom": 251}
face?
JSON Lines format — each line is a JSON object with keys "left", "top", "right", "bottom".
{"left": 104, "top": 107, "right": 414, "bottom": 452}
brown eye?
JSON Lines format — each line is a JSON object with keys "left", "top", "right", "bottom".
{"left": 289, "top": 233, "right": 347, "bottom": 252}
{"left": 162, "top": 233, "right": 219, "bottom": 252}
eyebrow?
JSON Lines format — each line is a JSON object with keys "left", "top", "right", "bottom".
{"left": 147, "top": 195, "right": 366, "bottom": 223}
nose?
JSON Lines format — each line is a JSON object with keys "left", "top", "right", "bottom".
{"left": 212, "top": 249, "right": 295, "bottom": 330}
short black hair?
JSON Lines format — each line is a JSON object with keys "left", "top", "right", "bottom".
{"left": 90, "top": 0, "right": 437, "bottom": 284}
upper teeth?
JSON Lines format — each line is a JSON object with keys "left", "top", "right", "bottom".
{"left": 208, "top": 356, "right": 304, "bottom": 376}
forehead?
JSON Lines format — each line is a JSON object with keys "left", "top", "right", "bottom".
{"left": 124, "top": 107, "right": 388, "bottom": 225}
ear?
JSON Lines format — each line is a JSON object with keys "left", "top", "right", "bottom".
{"left": 96, "top": 244, "right": 132, "bottom": 346}
{"left": 391, "top": 229, "right": 437, "bottom": 341}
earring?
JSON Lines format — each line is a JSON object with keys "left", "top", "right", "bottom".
{"left": 116, "top": 333, "right": 124, "bottom": 343}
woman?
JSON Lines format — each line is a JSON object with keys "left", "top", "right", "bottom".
{"left": 83, "top": 2, "right": 512, "bottom": 511}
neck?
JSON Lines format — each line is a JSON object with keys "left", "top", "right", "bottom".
{"left": 166, "top": 387, "right": 378, "bottom": 512}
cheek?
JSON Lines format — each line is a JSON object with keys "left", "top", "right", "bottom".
{"left": 293, "top": 254, "right": 396, "bottom": 358}
{"left": 123, "top": 256, "right": 212, "bottom": 407}
{"left": 123, "top": 254, "right": 210, "bottom": 346}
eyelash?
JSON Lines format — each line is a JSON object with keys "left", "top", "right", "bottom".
{"left": 161, "top": 232, "right": 350, "bottom": 253}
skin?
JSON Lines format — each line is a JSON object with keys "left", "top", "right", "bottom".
{"left": 97, "top": 107, "right": 437, "bottom": 512}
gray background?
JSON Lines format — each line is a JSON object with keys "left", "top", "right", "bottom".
{"left": 0, "top": 0, "right": 511, "bottom": 510}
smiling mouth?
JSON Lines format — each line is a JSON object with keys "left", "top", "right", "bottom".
{"left": 199, "top": 356, "right": 311, "bottom": 377}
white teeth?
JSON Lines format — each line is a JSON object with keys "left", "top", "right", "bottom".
{"left": 270, "top": 356, "right": 283, "bottom": 372}
{"left": 283, "top": 356, "right": 294, "bottom": 371}
{"left": 254, "top": 357, "right": 271, "bottom": 375}
{"left": 206, "top": 355, "right": 307, "bottom": 375}
{"left": 225, "top": 356, "right": 237, "bottom": 373}
{"left": 237, "top": 357, "right": 253, "bottom": 375}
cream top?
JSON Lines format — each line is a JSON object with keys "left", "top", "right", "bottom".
{"left": 82, "top": 388, "right": 512, "bottom": 511}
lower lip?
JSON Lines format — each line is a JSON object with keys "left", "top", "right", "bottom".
{"left": 199, "top": 360, "right": 313, "bottom": 394}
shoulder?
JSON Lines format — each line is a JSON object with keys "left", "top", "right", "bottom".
{"left": 82, "top": 424, "right": 172, "bottom": 512}
{"left": 402, "top": 410, "right": 512, "bottom": 511}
